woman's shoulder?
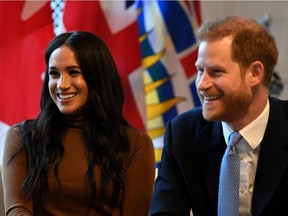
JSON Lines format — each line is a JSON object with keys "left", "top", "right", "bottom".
{"left": 125, "top": 126, "right": 154, "bottom": 155}
{"left": 7, "top": 120, "right": 35, "bottom": 139}
{"left": 7, "top": 122, "right": 23, "bottom": 135}
{"left": 125, "top": 126, "right": 153, "bottom": 145}
{"left": 124, "top": 126, "right": 155, "bottom": 168}
{"left": 4, "top": 122, "right": 25, "bottom": 154}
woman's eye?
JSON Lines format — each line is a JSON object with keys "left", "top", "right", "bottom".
{"left": 69, "top": 70, "right": 81, "bottom": 76}
{"left": 48, "top": 70, "right": 60, "bottom": 77}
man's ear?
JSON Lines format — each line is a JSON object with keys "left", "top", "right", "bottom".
{"left": 249, "top": 61, "right": 264, "bottom": 86}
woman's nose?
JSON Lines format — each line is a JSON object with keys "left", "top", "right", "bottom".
{"left": 57, "top": 74, "right": 71, "bottom": 89}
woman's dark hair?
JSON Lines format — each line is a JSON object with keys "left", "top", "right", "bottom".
{"left": 18, "top": 31, "right": 130, "bottom": 209}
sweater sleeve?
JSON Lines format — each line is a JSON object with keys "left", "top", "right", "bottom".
{"left": 121, "top": 129, "right": 155, "bottom": 216}
{"left": 1, "top": 125, "right": 33, "bottom": 216}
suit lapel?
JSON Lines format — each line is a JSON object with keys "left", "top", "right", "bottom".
{"left": 200, "top": 122, "right": 226, "bottom": 209}
{"left": 252, "top": 99, "right": 288, "bottom": 215}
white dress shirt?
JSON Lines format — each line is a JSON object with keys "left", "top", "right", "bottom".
{"left": 222, "top": 99, "right": 270, "bottom": 216}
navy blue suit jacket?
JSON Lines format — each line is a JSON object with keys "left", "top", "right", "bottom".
{"left": 150, "top": 97, "right": 288, "bottom": 216}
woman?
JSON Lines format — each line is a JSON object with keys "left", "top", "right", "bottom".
{"left": 2, "top": 31, "right": 155, "bottom": 216}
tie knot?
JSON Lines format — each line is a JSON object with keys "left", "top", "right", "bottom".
{"left": 228, "top": 132, "right": 242, "bottom": 147}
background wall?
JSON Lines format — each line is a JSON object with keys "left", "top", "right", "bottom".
{"left": 1, "top": 2, "right": 287, "bottom": 162}
{"left": 201, "top": 1, "right": 288, "bottom": 100}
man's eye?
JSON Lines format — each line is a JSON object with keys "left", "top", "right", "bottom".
{"left": 197, "top": 68, "right": 204, "bottom": 75}
{"left": 213, "top": 69, "right": 224, "bottom": 75}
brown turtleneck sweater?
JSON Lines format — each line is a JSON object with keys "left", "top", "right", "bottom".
{"left": 2, "top": 122, "right": 155, "bottom": 216}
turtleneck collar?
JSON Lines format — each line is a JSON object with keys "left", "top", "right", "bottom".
{"left": 64, "top": 112, "right": 85, "bottom": 129}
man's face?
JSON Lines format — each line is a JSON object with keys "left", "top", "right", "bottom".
{"left": 195, "top": 36, "right": 253, "bottom": 123}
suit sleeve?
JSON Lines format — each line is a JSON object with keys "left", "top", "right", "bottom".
{"left": 150, "top": 120, "right": 191, "bottom": 216}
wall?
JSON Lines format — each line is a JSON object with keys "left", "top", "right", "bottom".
{"left": 200, "top": 1, "right": 288, "bottom": 100}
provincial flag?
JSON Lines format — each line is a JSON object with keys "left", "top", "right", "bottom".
{"left": 137, "top": 0, "right": 202, "bottom": 164}
{"left": 0, "top": 1, "right": 54, "bottom": 161}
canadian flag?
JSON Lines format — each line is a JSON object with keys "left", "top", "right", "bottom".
{"left": 0, "top": 1, "right": 54, "bottom": 160}
{"left": 62, "top": 1, "right": 146, "bottom": 131}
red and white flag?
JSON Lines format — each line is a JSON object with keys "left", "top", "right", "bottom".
{"left": 62, "top": 0, "right": 146, "bottom": 131}
{"left": 0, "top": 1, "right": 54, "bottom": 160}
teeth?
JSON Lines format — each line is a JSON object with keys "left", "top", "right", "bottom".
{"left": 58, "top": 94, "right": 76, "bottom": 99}
{"left": 204, "top": 95, "right": 221, "bottom": 101}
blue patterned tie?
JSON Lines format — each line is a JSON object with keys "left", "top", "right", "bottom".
{"left": 218, "top": 132, "right": 242, "bottom": 216}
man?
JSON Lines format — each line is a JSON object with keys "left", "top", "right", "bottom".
{"left": 150, "top": 15, "right": 288, "bottom": 216}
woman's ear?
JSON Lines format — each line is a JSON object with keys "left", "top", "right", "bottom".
{"left": 249, "top": 61, "right": 264, "bottom": 87}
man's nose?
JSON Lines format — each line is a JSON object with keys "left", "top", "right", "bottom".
{"left": 196, "top": 71, "right": 213, "bottom": 90}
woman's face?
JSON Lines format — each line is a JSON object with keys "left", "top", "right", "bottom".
{"left": 48, "top": 45, "right": 88, "bottom": 115}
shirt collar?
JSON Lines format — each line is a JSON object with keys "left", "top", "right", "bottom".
{"left": 222, "top": 99, "right": 270, "bottom": 149}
